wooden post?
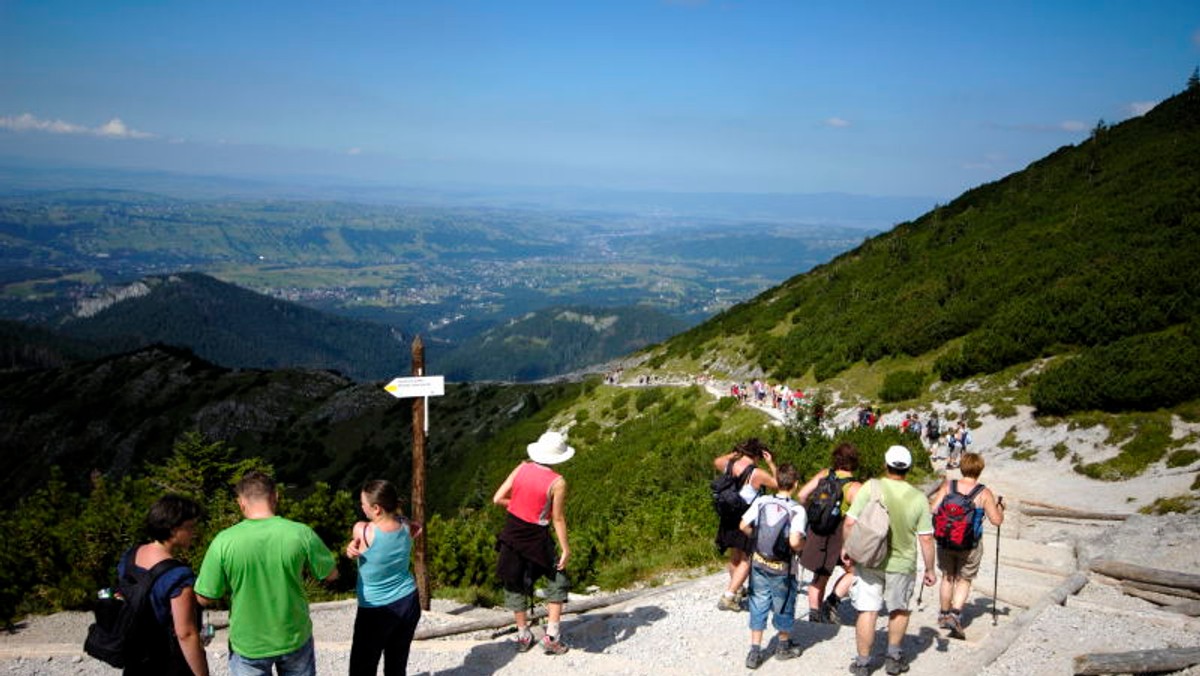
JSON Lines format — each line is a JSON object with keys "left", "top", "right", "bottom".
{"left": 411, "top": 336, "right": 430, "bottom": 610}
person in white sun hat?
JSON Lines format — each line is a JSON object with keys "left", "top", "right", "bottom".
{"left": 492, "top": 430, "right": 575, "bottom": 656}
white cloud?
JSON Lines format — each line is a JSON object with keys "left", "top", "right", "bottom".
{"left": 0, "top": 112, "right": 153, "bottom": 139}
{"left": 824, "top": 117, "right": 851, "bottom": 128}
{"left": 346, "top": 147, "right": 363, "bottom": 156}
{"left": 0, "top": 112, "right": 88, "bottom": 134}
{"left": 95, "top": 118, "right": 153, "bottom": 139}
{"left": 1127, "top": 100, "right": 1158, "bottom": 117}
{"left": 1058, "top": 120, "right": 1087, "bottom": 133}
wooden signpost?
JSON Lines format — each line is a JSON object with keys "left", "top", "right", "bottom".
{"left": 382, "top": 336, "right": 444, "bottom": 611}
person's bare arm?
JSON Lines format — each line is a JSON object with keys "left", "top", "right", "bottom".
{"left": 796, "top": 469, "right": 826, "bottom": 505}
{"left": 171, "top": 588, "right": 209, "bottom": 676}
{"left": 713, "top": 452, "right": 739, "bottom": 473}
{"left": 550, "top": 478, "right": 570, "bottom": 570}
{"left": 929, "top": 479, "right": 949, "bottom": 512}
{"left": 492, "top": 463, "right": 523, "bottom": 508}
{"left": 919, "top": 533, "right": 937, "bottom": 586}
{"left": 981, "top": 488, "right": 1005, "bottom": 526}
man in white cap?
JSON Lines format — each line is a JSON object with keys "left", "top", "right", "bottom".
{"left": 842, "top": 445, "right": 936, "bottom": 676}
{"left": 492, "top": 430, "right": 575, "bottom": 655}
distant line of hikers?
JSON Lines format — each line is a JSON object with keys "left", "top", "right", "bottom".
{"left": 711, "top": 438, "right": 1004, "bottom": 674}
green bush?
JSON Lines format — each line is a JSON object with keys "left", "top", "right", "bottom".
{"left": 1167, "top": 449, "right": 1200, "bottom": 468}
{"left": 634, "top": 387, "right": 665, "bottom": 411}
{"left": 1032, "top": 327, "right": 1200, "bottom": 415}
{"left": 879, "top": 370, "right": 926, "bottom": 403}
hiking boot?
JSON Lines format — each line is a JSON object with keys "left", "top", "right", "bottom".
{"left": 848, "top": 659, "right": 871, "bottom": 676}
{"left": 821, "top": 597, "right": 841, "bottom": 624}
{"left": 775, "top": 640, "right": 803, "bottom": 660}
{"left": 809, "top": 609, "right": 826, "bottom": 623}
{"left": 945, "top": 612, "right": 965, "bottom": 639}
{"left": 937, "top": 611, "right": 951, "bottom": 629}
{"left": 717, "top": 594, "right": 741, "bottom": 612}
{"left": 515, "top": 632, "right": 535, "bottom": 653}
{"left": 542, "top": 635, "right": 570, "bottom": 656}
{"left": 745, "top": 646, "right": 767, "bottom": 670}
{"left": 884, "top": 653, "right": 910, "bottom": 675}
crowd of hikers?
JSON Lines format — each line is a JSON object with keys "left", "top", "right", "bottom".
{"left": 87, "top": 423, "right": 1001, "bottom": 676}
{"left": 710, "top": 437, "right": 1005, "bottom": 674}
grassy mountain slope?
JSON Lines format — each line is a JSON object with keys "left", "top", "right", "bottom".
{"left": 54, "top": 272, "right": 406, "bottom": 381}
{"left": 651, "top": 85, "right": 1200, "bottom": 409}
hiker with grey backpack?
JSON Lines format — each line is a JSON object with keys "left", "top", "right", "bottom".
{"left": 929, "top": 452, "right": 1005, "bottom": 638}
{"left": 842, "top": 446, "right": 937, "bottom": 676}
{"left": 737, "top": 463, "right": 807, "bottom": 669}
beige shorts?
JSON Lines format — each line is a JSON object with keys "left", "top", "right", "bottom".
{"left": 937, "top": 544, "right": 984, "bottom": 580}
{"left": 850, "top": 567, "right": 916, "bottom": 614}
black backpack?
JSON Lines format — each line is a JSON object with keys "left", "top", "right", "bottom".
{"left": 84, "top": 547, "right": 185, "bottom": 669}
{"left": 806, "top": 469, "right": 850, "bottom": 536}
{"left": 711, "top": 459, "right": 756, "bottom": 520}
{"left": 933, "top": 480, "right": 986, "bottom": 550}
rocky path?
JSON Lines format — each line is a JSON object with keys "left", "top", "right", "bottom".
{"left": 6, "top": 506, "right": 1198, "bottom": 676}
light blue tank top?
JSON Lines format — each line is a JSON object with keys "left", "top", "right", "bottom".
{"left": 356, "top": 524, "right": 417, "bottom": 607}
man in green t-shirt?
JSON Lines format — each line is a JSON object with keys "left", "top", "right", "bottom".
{"left": 842, "top": 446, "right": 936, "bottom": 676}
{"left": 196, "top": 471, "right": 337, "bottom": 676}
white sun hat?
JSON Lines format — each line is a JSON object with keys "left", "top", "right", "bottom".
{"left": 526, "top": 431, "right": 576, "bottom": 465}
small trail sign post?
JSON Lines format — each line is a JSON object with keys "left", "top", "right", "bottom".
{"left": 382, "top": 336, "right": 443, "bottom": 610}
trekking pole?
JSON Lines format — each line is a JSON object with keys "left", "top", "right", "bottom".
{"left": 916, "top": 564, "right": 925, "bottom": 611}
{"left": 992, "top": 496, "right": 1003, "bottom": 626}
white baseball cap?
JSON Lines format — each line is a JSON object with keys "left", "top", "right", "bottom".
{"left": 885, "top": 445, "right": 912, "bottom": 470}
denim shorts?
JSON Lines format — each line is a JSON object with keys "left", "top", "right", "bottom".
{"left": 748, "top": 567, "right": 797, "bottom": 633}
{"left": 229, "top": 636, "right": 315, "bottom": 676}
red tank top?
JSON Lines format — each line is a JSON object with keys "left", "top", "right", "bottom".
{"left": 507, "top": 462, "right": 561, "bottom": 526}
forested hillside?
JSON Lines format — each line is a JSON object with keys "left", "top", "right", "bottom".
{"left": 653, "top": 84, "right": 1200, "bottom": 415}
{"left": 438, "top": 305, "right": 686, "bottom": 381}
{"left": 47, "top": 272, "right": 407, "bottom": 380}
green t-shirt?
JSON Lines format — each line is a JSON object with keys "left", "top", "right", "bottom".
{"left": 846, "top": 477, "right": 933, "bottom": 574}
{"left": 194, "top": 516, "right": 336, "bottom": 659}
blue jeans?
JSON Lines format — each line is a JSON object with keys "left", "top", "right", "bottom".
{"left": 748, "top": 567, "right": 797, "bottom": 633}
{"left": 229, "top": 636, "right": 316, "bottom": 676}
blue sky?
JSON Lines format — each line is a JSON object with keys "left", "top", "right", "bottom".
{"left": 2, "top": 0, "right": 1198, "bottom": 200}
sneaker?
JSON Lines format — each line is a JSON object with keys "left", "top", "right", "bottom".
{"left": 542, "top": 635, "right": 570, "bottom": 656}
{"left": 775, "top": 641, "right": 803, "bottom": 660}
{"left": 809, "top": 609, "right": 825, "bottom": 623}
{"left": 848, "top": 659, "right": 871, "bottom": 676}
{"left": 745, "top": 646, "right": 767, "bottom": 670}
{"left": 885, "top": 653, "right": 910, "bottom": 675}
{"left": 937, "top": 611, "right": 951, "bottom": 629}
{"left": 515, "top": 632, "right": 534, "bottom": 653}
{"left": 717, "top": 594, "right": 741, "bottom": 612}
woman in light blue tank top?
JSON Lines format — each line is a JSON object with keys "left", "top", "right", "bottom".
{"left": 345, "top": 480, "right": 421, "bottom": 676}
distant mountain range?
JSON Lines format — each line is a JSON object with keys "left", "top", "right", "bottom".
{"left": 0, "top": 161, "right": 935, "bottom": 227}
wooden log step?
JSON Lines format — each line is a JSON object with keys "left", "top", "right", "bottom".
{"left": 1073, "top": 646, "right": 1200, "bottom": 675}
{"left": 1090, "top": 559, "right": 1200, "bottom": 593}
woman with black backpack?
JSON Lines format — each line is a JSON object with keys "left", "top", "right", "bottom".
{"left": 712, "top": 438, "right": 778, "bottom": 611}
{"left": 796, "top": 443, "right": 862, "bottom": 624}
{"left": 115, "top": 495, "right": 209, "bottom": 676}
